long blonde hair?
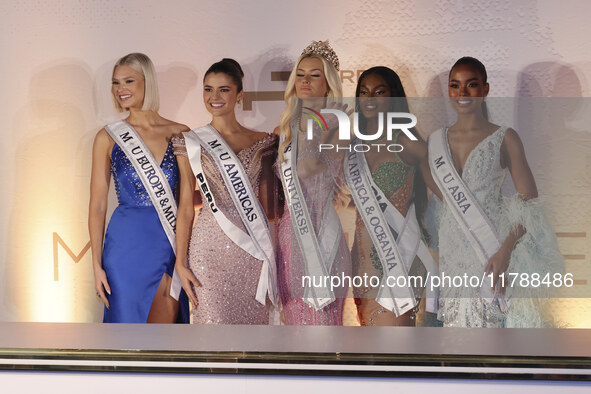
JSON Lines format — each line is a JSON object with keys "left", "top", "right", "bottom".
{"left": 278, "top": 54, "right": 342, "bottom": 161}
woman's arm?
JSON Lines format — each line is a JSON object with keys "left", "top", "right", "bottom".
{"left": 88, "top": 129, "right": 113, "bottom": 308}
{"left": 502, "top": 128, "right": 538, "bottom": 200}
{"left": 259, "top": 139, "right": 283, "bottom": 220}
{"left": 174, "top": 153, "right": 200, "bottom": 307}
{"left": 398, "top": 134, "right": 442, "bottom": 199}
{"left": 485, "top": 128, "right": 538, "bottom": 291}
{"left": 294, "top": 103, "right": 354, "bottom": 179}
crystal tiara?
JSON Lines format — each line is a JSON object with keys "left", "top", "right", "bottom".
{"left": 300, "top": 40, "right": 340, "bottom": 71}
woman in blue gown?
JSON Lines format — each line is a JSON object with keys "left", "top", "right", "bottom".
{"left": 89, "top": 53, "right": 189, "bottom": 323}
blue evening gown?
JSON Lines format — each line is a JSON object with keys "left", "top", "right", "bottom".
{"left": 102, "top": 141, "right": 188, "bottom": 323}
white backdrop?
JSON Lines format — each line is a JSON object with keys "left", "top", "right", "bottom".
{"left": 0, "top": 0, "right": 590, "bottom": 324}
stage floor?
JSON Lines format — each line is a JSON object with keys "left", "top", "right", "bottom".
{"left": 0, "top": 323, "right": 589, "bottom": 380}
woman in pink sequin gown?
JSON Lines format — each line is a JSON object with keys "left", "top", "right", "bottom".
{"left": 173, "top": 59, "right": 279, "bottom": 324}
{"left": 274, "top": 42, "right": 351, "bottom": 325}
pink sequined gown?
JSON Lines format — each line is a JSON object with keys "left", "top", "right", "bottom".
{"left": 276, "top": 145, "right": 351, "bottom": 325}
{"left": 174, "top": 133, "right": 277, "bottom": 324}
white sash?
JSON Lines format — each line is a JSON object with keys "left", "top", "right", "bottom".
{"left": 279, "top": 129, "right": 342, "bottom": 310}
{"left": 428, "top": 127, "right": 509, "bottom": 311}
{"left": 105, "top": 121, "right": 182, "bottom": 300}
{"left": 183, "top": 125, "right": 278, "bottom": 307}
{"left": 344, "top": 148, "right": 439, "bottom": 315}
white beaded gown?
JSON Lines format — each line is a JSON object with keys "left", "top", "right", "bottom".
{"left": 432, "top": 126, "right": 563, "bottom": 328}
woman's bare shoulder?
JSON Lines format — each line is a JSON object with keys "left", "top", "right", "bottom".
{"left": 242, "top": 127, "right": 275, "bottom": 144}
{"left": 94, "top": 127, "right": 115, "bottom": 145}
{"left": 160, "top": 117, "right": 190, "bottom": 135}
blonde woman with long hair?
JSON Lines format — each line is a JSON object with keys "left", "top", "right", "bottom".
{"left": 274, "top": 41, "right": 351, "bottom": 325}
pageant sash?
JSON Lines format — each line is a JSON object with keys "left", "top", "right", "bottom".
{"left": 366, "top": 166, "right": 439, "bottom": 314}
{"left": 105, "top": 121, "right": 182, "bottom": 300}
{"left": 428, "top": 127, "right": 509, "bottom": 311}
{"left": 183, "top": 125, "right": 278, "bottom": 306}
{"left": 279, "top": 130, "right": 341, "bottom": 310}
{"left": 344, "top": 148, "right": 439, "bottom": 315}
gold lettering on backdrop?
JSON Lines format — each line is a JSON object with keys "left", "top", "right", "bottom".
{"left": 53, "top": 232, "right": 90, "bottom": 281}
{"left": 271, "top": 71, "right": 291, "bottom": 81}
{"left": 341, "top": 70, "right": 354, "bottom": 84}
{"left": 242, "top": 70, "right": 365, "bottom": 111}
{"left": 242, "top": 91, "right": 284, "bottom": 111}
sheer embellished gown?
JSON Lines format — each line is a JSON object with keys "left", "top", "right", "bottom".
{"left": 102, "top": 140, "right": 185, "bottom": 323}
{"left": 173, "top": 133, "right": 278, "bottom": 324}
{"left": 276, "top": 132, "right": 352, "bottom": 326}
{"left": 434, "top": 126, "right": 563, "bottom": 327}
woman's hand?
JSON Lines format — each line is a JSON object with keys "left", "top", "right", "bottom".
{"left": 176, "top": 263, "right": 200, "bottom": 307}
{"left": 485, "top": 245, "right": 512, "bottom": 296}
{"left": 320, "top": 101, "right": 353, "bottom": 145}
{"left": 93, "top": 264, "right": 111, "bottom": 308}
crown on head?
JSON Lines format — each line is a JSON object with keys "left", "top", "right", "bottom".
{"left": 300, "top": 40, "right": 340, "bottom": 71}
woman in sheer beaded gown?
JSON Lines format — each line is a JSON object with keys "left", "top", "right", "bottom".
{"left": 350, "top": 66, "right": 441, "bottom": 327}
{"left": 429, "top": 57, "right": 563, "bottom": 327}
{"left": 274, "top": 41, "right": 351, "bottom": 325}
{"left": 173, "top": 59, "right": 279, "bottom": 324}
{"left": 89, "top": 53, "right": 189, "bottom": 323}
